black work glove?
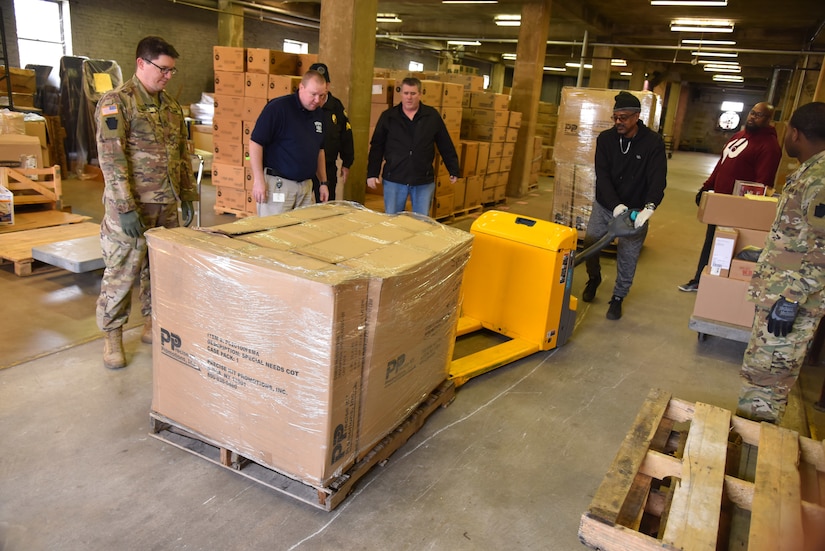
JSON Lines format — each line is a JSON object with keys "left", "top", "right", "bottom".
{"left": 695, "top": 188, "right": 704, "bottom": 207}
{"left": 119, "top": 210, "right": 145, "bottom": 238}
{"left": 767, "top": 296, "right": 799, "bottom": 337}
{"left": 181, "top": 201, "right": 194, "bottom": 227}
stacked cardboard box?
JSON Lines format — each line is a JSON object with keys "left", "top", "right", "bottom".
{"left": 551, "top": 87, "right": 659, "bottom": 233}
{"left": 147, "top": 202, "right": 472, "bottom": 488}
{"left": 692, "top": 193, "right": 778, "bottom": 327}
{"left": 212, "top": 46, "right": 317, "bottom": 216}
{"left": 0, "top": 67, "right": 36, "bottom": 109}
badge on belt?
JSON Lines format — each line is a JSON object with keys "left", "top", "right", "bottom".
{"left": 273, "top": 178, "right": 285, "bottom": 203}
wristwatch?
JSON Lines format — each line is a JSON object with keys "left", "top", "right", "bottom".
{"left": 320, "top": 181, "right": 329, "bottom": 187}
{"left": 644, "top": 202, "right": 656, "bottom": 211}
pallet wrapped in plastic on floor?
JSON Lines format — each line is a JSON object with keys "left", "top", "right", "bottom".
{"left": 146, "top": 201, "right": 472, "bottom": 488}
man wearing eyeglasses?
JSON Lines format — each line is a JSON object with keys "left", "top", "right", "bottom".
{"left": 678, "top": 102, "right": 782, "bottom": 293}
{"left": 94, "top": 36, "right": 198, "bottom": 370}
{"left": 581, "top": 91, "right": 667, "bottom": 320}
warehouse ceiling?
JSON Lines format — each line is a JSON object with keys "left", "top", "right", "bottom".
{"left": 239, "top": 0, "right": 825, "bottom": 90}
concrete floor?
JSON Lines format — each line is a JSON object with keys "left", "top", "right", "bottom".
{"left": 1, "top": 152, "right": 823, "bottom": 550}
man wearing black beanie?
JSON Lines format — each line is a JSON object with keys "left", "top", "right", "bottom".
{"left": 580, "top": 91, "right": 668, "bottom": 320}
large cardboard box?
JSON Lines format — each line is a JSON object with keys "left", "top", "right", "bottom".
{"left": 729, "top": 259, "right": 755, "bottom": 282}
{"left": 246, "top": 48, "right": 296, "bottom": 75}
{"left": 244, "top": 72, "right": 268, "bottom": 99}
{"left": 0, "top": 67, "right": 36, "bottom": 94}
{"left": 698, "top": 193, "right": 778, "bottom": 231}
{"left": 692, "top": 267, "right": 755, "bottom": 327}
{"left": 268, "top": 75, "right": 291, "bottom": 100}
{"left": 213, "top": 46, "right": 246, "bottom": 72}
{"left": 148, "top": 204, "right": 472, "bottom": 486}
{"left": 211, "top": 163, "right": 245, "bottom": 190}
{"left": 441, "top": 82, "right": 464, "bottom": 108}
{"left": 214, "top": 71, "right": 246, "bottom": 97}
{"left": 420, "top": 80, "right": 444, "bottom": 106}
{"left": 371, "top": 79, "right": 394, "bottom": 104}
{"left": 212, "top": 117, "right": 242, "bottom": 143}
{"left": 213, "top": 94, "right": 244, "bottom": 120}
{"left": 0, "top": 134, "right": 42, "bottom": 168}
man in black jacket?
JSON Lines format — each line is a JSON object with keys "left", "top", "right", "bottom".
{"left": 367, "top": 77, "right": 460, "bottom": 215}
{"left": 581, "top": 91, "right": 667, "bottom": 320}
{"left": 309, "top": 63, "right": 354, "bottom": 203}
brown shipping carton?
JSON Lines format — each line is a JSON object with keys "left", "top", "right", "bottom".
{"left": 148, "top": 204, "right": 472, "bottom": 485}
{"left": 432, "top": 193, "right": 454, "bottom": 218}
{"left": 214, "top": 71, "right": 246, "bottom": 97}
{"left": 420, "top": 80, "right": 444, "bottom": 106}
{"left": 465, "top": 175, "right": 483, "bottom": 208}
{"left": 729, "top": 259, "right": 756, "bottom": 282}
{"left": 213, "top": 46, "right": 246, "bottom": 72}
{"left": 213, "top": 95, "right": 244, "bottom": 120}
{"left": 698, "top": 192, "right": 778, "bottom": 231}
{"left": 452, "top": 178, "right": 467, "bottom": 211}
{"left": 441, "top": 82, "right": 464, "bottom": 109}
{"left": 244, "top": 73, "right": 268, "bottom": 99}
{"left": 693, "top": 267, "right": 755, "bottom": 327}
{"left": 211, "top": 163, "right": 245, "bottom": 190}
{"left": 268, "top": 75, "right": 291, "bottom": 100}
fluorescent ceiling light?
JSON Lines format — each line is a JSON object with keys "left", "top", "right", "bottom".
{"left": 376, "top": 14, "right": 402, "bottom": 23}
{"left": 692, "top": 51, "right": 738, "bottom": 57}
{"left": 681, "top": 39, "right": 736, "bottom": 46}
{"left": 565, "top": 62, "right": 592, "bottom": 69}
{"left": 495, "top": 14, "right": 521, "bottom": 26}
{"left": 697, "top": 59, "right": 739, "bottom": 65}
{"left": 713, "top": 74, "right": 744, "bottom": 82}
{"left": 611, "top": 59, "right": 627, "bottom": 66}
{"left": 620, "top": 72, "right": 632, "bottom": 76}
{"left": 671, "top": 19, "right": 734, "bottom": 33}
{"left": 653, "top": 0, "right": 727, "bottom": 5}
{"left": 447, "top": 40, "right": 481, "bottom": 46}
{"left": 502, "top": 53, "right": 517, "bottom": 60}
{"left": 704, "top": 65, "right": 741, "bottom": 72}
{"left": 544, "top": 67, "right": 567, "bottom": 72}
{"left": 721, "top": 101, "right": 744, "bottom": 112}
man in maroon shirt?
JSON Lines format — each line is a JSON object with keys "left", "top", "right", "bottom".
{"left": 678, "top": 102, "right": 782, "bottom": 292}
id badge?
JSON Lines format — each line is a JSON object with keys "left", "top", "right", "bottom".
{"left": 272, "top": 178, "right": 285, "bottom": 202}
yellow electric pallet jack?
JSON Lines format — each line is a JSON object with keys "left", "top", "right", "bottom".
{"left": 449, "top": 209, "right": 641, "bottom": 387}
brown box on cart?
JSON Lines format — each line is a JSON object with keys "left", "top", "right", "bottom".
{"left": 692, "top": 267, "right": 755, "bottom": 327}
{"left": 698, "top": 192, "right": 778, "bottom": 231}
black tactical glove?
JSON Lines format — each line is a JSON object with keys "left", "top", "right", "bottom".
{"left": 767, "top": 296, "right": 799, "bottom": 337}
{"left": 181, "top": 201, "right": 194, "bottom": 227}
{"left": 119, "top": 210, "right": 145, "bottom": 238}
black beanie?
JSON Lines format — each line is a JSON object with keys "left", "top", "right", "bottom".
{"left": 613, "top": 91, "right": 641, "bottom": 112}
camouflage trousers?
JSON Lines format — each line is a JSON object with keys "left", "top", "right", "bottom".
{"left": 96, "top": 202, "right": 180, "bottom": 331}
{"left": 737, "top": 303, "right": 822, "bottom": 423}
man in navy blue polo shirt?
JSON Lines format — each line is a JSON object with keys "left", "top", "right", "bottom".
{"left": 249, "top": 70, "right": 328, "bottom": 216}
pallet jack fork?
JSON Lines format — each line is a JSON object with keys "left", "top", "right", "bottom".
{"left": 448, "top": 209, "right": 641, "bottom": 387}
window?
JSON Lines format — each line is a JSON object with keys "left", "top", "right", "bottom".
{"left": 14, "top": 0, "right": 72, "bottom": 69}
{"left": 409, "top": 61, "right": 423, "bottom": 72}
{"left": 483, "top": 74, "right": 490, "bottom": 90}
{"left": 283, "top": 39, "right": 308, "bottom": 54}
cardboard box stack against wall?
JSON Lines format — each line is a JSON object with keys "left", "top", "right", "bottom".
{"left": 551, "top": 87, "right": 660, "bottom": 233}
{"left": 692, "top": 192, "right": 779, "bottom": 327}
{"left": 210, "top": 46, "right": 318, "bottom": 217}
{"left": 147, "top": 202, "right": 472, "bottom": 488}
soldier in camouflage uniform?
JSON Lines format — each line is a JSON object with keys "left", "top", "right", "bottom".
{"left": 738, "top": 102, "right": 825, "bottom": 423}
{"left": 95, "top": 36, "right": 198, "bottom": 369}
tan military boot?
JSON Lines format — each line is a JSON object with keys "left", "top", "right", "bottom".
{"left": 103, "top": 327, "right": 127, "bottom": 369}
{"left": 141, "top": 317, "right": 153, "bottom": 344}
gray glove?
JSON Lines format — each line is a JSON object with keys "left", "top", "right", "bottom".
{"left": 767, "top": 296, "right": 799, "bottom": 337}
{"left": 119, "top": 210, "right": 145, "bottom": 238}
{"left": 181, "top": 201, "right": 194, "bottom": 227}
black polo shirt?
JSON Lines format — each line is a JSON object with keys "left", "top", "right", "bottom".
{"left": 250, "top": 92, "right": 324, "bottom": 182}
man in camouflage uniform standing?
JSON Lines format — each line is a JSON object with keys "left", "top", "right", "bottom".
{"left": 95, "top": 36, "right": 198, "bottom": 369}
{"left": 738, "top": 102, "right": 825, "bottom": 423}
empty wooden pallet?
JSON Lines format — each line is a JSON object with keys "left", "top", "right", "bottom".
{"left": 579, "top": 388, "right": 825, "bottom": 551}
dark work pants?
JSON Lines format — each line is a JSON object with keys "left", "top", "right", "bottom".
{"left": 692, "top": 223, "right": 717, "bottom": 283}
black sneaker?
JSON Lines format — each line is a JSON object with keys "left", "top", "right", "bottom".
{"left": 606, "top": 296, "right": 623, "bottom": 320}
{"left": 678, "top": 280, "right": 699, "bottom": 292}
{"left": 582, "top": 276, "right": 601, "bottom": 302}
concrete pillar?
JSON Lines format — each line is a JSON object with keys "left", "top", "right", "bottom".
{"left": 217, "top": 0, "right": 243, "bottom": 47}
{"left": 318, "top": 0, "right": 377, "bottom": 205}
{"left": 507, "top": 1, "right": 551, "bottom": 198}
{"left": 489, "top": 63, "right": 506, "bottom": 93}
{"left": 813, "top": 57, "right": 825, "bottom": 103}
{"left": 628, "top": 62, "right": 646, "bottom": 91}
{"left": 589, "top": 45, "right": 613, "bottom": 89}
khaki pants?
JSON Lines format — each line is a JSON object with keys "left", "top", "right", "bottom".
{"left": 257, "top": 174, "right": 312, "bottom": 216}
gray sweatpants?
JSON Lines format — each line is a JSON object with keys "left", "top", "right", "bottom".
{"left": 582, "top": 201, "right": 648, "bottom": 298}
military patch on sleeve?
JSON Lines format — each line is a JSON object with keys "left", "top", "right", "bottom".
{"left": 101, "top": 104, "right": 118, "bottom": 116}
{"left": 816, "top": 203, "right": 825, "bottom": 218}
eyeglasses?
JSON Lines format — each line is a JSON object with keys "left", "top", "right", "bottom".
{"left": 749, "top": 110, "right": 769, "bottom": 119}
{"left": 612, "top": 113, "right": 637, "bottom": 122}
{"left": 144, "top": 58, "right": 178, "bottom": 76}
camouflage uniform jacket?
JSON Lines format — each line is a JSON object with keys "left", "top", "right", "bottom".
{"left": 95, "top": 75, "right": 197, "bottom": 213}
{"left": 748, "top": 149, "right": 825, "bottom": 309}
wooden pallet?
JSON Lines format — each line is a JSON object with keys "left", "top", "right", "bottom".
{"left": 149, "top": 380, "right": 456, "bottom": 511}
{"left": 579, "top": 388, "right": 825, "bottom": 551}
{"left": 0, "top": 221, "right": 99, "bottom": 276}
{"left": 0, "top": 210, "right": 90, "bottom": 234}
{"left": 1, "top": 166, "right": 62, "bottom": 211}
{"left": 213, "top": 206, "right": 252, "bottom": 218}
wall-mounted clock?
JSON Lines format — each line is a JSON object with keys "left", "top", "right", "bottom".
{"left": 718, "top": 111, "right": 740, "bottom": 130}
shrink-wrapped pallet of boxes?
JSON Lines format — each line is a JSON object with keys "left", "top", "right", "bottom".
{"left": 551, "top": 88, "right": 658, "bottom": 233}
{"left": 147, "top": 202, "right": 472, "bottom": 489}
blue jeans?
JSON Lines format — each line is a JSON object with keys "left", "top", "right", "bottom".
{"left": 382, "top": 180, "right": 435, "bottom": 216}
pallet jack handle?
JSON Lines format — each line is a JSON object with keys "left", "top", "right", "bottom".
{"left": 573, "top": 209, "right": 646, "bottom": 267}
